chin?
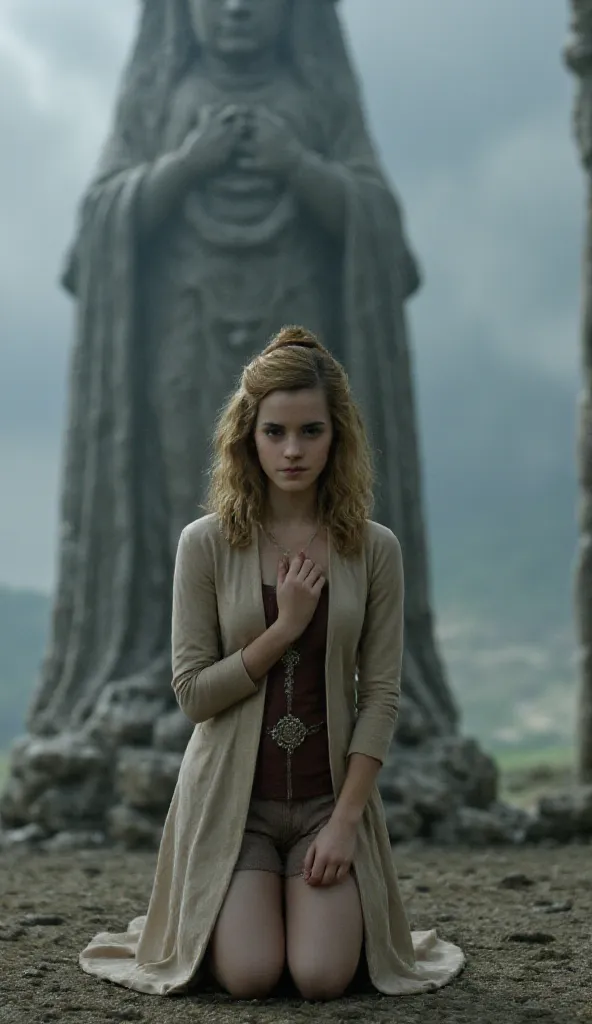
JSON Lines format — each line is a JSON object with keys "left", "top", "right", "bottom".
{"left": 275, "top": 474, "right": 318, "bottom": 492}
{"left": 277, "top": 478, "right": 308, "bottom": 490}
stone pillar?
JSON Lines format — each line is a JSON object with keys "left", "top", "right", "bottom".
{"left": 565, "top": 0, "right": 592, "bottom": 784}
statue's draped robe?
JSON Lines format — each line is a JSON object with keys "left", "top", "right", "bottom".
{"left": 30, "top": 63, "right": 455, "bottom": 735}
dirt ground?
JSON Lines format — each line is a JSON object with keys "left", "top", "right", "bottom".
{"left": 0, "top": 843, "right": 590, "bottom": 1024}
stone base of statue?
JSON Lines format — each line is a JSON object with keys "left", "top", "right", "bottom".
{"left": 3, "top": 686, "right": 588, "bottom": 853}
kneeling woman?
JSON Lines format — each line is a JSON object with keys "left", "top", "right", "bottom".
{"left": 80, "top": 326, "right": 465, "bottom": 1000}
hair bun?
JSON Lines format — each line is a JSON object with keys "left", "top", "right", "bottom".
{"left": 264, "top": 324, "right": 326, "bottom": 355}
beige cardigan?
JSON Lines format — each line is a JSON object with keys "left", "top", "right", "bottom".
{"left": 79, "top": 514, "right": 465, "bottom": 995}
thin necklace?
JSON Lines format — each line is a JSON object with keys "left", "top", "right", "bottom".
{"left": 261, "top": 522, "right": 319, "bottom": 562}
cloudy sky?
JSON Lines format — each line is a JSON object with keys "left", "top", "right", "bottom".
{"left": 0, "top": 0, "right": 583, "bottom": 592}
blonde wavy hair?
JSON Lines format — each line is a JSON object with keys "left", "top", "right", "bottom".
{"left": 205, "top": 326, "right": 374, "bottom": 557}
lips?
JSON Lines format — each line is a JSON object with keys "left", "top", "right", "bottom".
{"left": 281, "top": 468, "right": 306, "bottom": 475}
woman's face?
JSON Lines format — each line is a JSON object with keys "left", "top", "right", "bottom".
{"left": 254, "top": 388, "right": 334, "bottom": 495}
{"left": 189, "top": 0, "right": 290, "bottom": 58}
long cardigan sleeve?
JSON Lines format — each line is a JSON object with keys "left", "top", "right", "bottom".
{"left": 347, "top": 528, "right": 404, "bottom": 764}
{"left": 171, "top": 526, "right": 258, "bottom": 723}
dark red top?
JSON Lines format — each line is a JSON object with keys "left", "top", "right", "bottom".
{"left": 251, "top": 584, "right": 334, "bottom": 802}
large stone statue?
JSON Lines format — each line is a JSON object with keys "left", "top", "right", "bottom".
{"left": 566, "top": 0, "right": 592, "bottom": 784}
{"left": 2, "top": 0, "right": 500, "bottom": 850}
{"left": 36, "top": 0, "right": 455, "bottom": 737}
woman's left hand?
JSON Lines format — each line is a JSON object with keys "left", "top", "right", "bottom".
{"left": 303, "top": 816, "right": 358, "bottom": 887}
{"left": 236, "top": 106, "right": 305, "bottom": 176}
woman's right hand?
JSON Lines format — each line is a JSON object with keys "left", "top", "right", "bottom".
{"left": 276, "top": 553, "right": 326, "bottom": 642}
{"left": 178, "top": 105, "right": 243, "bottom": 180}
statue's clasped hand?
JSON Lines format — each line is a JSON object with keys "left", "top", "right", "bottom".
{"left": 179, "top": 104, "right": 245, "bottom": 179}
{"left": 235, "top": 106, "right": 305, "bottom": 177}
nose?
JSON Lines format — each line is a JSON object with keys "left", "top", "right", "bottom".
{"left": 284, "top": 435, "right": 303, "bottom": 460}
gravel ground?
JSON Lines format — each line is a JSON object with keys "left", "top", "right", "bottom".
{"left": 1, "top": 843, "right": 590, "bottom": 1024}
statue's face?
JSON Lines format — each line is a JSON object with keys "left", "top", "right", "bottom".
{"left": 190, "top": 0, "right": 290, "bottom": 59}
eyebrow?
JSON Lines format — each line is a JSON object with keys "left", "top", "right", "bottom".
{"left": 261, "top": 420, "right": 327, "bottom": 428}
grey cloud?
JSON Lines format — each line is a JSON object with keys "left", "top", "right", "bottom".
{"left": 345, "top": 0, "right": 572, "bottom": 173}
{"left": 6, "top": 0, "right": 133, "bottom": 85}
{"left": 341, "top": 0, "right": 582, "bottom": 377}
{"left": 408, "top": 104, "right": 583, "bottom": 379}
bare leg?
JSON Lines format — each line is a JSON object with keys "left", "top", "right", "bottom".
{"left": 285, "top": 873, "right": 364, "bottom": 1001}
{"left": 208, "top": 870, "right": 285, "bottom": 1000}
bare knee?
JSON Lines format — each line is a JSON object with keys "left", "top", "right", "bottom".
{"left": 210, "top": 934, "right": 285, "bottom": 999}
{"left": 290, "top": 960, "right": 355, "bottom": 1002}
{"left": 208, "top": 870, "right": 285, "bottom": 1000}
{"left": 215, "top": 956, "right": 285, "bottom": 1000}
{"left": 286, "top": 873, "right": 363, "bottom": 1001}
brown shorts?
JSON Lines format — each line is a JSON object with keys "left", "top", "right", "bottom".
{"left": 234, "top": 793, "right": 336, "bottom": 878}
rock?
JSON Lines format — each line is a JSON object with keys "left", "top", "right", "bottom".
{"left": 0, "top": 925, "right": 26, "bottom": 942}
{"left": 107, "top": 805, "right": 164, "bottom": 849}
{"left": 383, "top": 804, "right": 423, "bottom": 843}
{"left": 115, "top": 748, "right": 182, "bottom": 811}
{"left": 526, "top": 785, "right": 592, "bottom": 842}
{"left": 0, "top": 823, "right": 47, "bottom": 850}
{"left": 406, "top": 771, "right": 460, "bottom": 821}
{"left": 559, "top": 784, "right": 592, "bottom": 832}
{"left": 534, "top": 900, "right": 573, "bottom": 914}
{"left": 20, "top": 914, "right": 65, "bottom": 927}
{"left": 499, "top": 872, "right": 535, "bottom": 889}
{"left": 534, "top": 947, "right": 570, "bottom": 961}
{"left": 486, "top": 801, "right": 533, "bottom": 843}
{"left": 0, "top": 777, "right": 34, "bottom": 829}
{"left": 83, "top": 679, "right": 170, "bottom": 748}
{"left": 426, "top": 737, "right": 499, "bottom": 810}
{"left": 381, "top": 769, "right": 458, "bottom": 822}
{"left": 9, "top": 733, "right": 107, "bottom": 782}
{"left": 530, "top": 793, "right": 579, "bottom": 842}
{"left": 27, "top": 778, "right": 111, "bottom": 834}
{"left": 379, "top": 733, "right": 522, "bottom": 847}
{"left": 41, "top": 830, "right": 108, "bottom": 854}
{"left": 0, "top": 734, "right": 111, "bottom": 832}
{"left": 1, "top": 708, "right": 181, "bottom": 851}
{"left": 381, "top": 735, "right": 499, "bottom": 842}
{"left": 504, "top": 931, "right": 556, "bottom": 945}
{"left": 426, "top": 799, "right": 531, "bottom": 848}
{"left": 0, "top": 775, "right": 45, "bottom": 828}
{"left": 394, "top": 694, "right": 434, "bottom": 745}
{"left": 432, "top": 807, "right": 512, "bottom": 846}
{"left": 153, "top": 709, "right": 194, "bottom": 753}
